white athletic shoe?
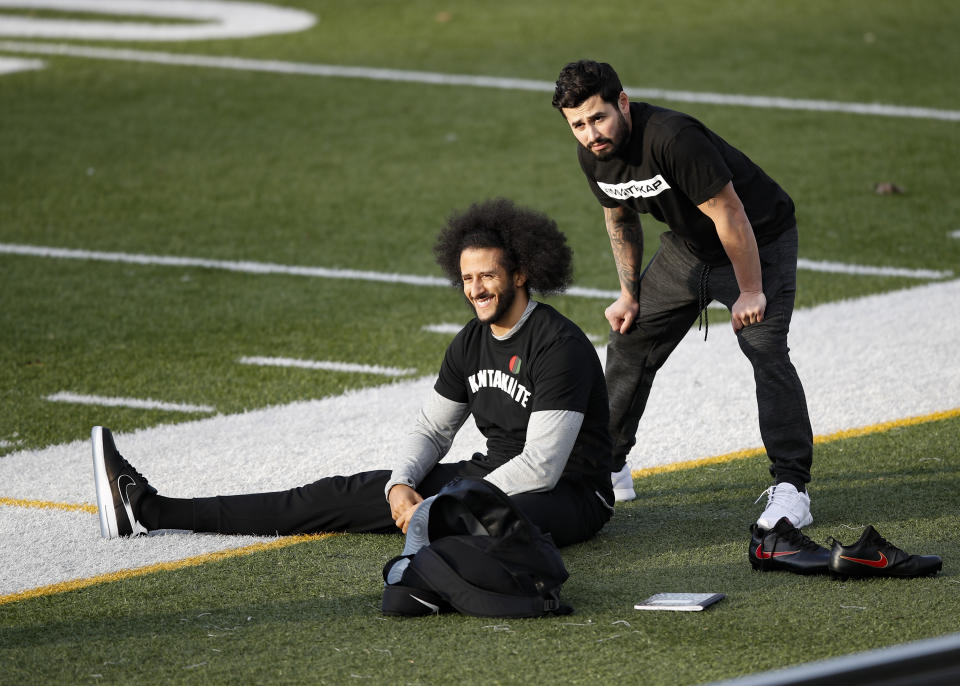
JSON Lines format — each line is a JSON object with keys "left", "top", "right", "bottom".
{"left": 756, "top": 483, "right": 813, "bottom": 530}
{"left": 612, "top": 464, "right": 637, "bottom": 502}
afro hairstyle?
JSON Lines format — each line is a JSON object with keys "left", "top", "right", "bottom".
{"left": 434, "top": 198, "right": 573, "bottom": 296}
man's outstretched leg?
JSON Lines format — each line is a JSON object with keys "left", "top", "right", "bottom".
{"left": 93, "top": 426, "right": 497, "bottom": 539}
{"left": 92, "top": 426, "right": 406, "bottom": 539}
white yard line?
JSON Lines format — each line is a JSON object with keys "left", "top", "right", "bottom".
{"left": 423, "top": 322, "right": 603, "bottom": 343}
{"left": 0, "top": 244, "right": 951, "bottom": 299}
{"left": 795, "top": 258, "right": 952, "bottom": 280}
{"left": 237, "top": 356, "right": 416, "bottom": 377}
{"left": 0, "top": 242, "right": 450, "bottom": 287}
{"left": 0, "top": 40, "right": 957, "bottom": 122}
{"left": 0, "top": 54, "right": 42, "bottom": 73}
{"left": 46, "top": 391, "right": 215, "bottom": 414}
{"left": 0, "top": 1, "right": 315, "bottom": 41}
{"left": 422, "top": 323, "right": 465, "bottom": 335}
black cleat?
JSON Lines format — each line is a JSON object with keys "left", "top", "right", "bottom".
{"left": 749, "top": 517, "right": 830, "bottom": 575}
{"left": 92, "top": 426, "right": 156, "bottom": 539}
{"left": 829, "top": 525, "right": 942, "bottom": 580}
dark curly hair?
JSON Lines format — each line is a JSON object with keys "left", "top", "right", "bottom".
{"left": 434, "top": 198, "right": 573, "bottom": 296}
{"left": 552, "top": 59, "right": 623, "bottom": 112}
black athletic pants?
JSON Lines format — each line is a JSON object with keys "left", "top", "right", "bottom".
{"left": 605, "top": 225, "right": 813, "bottom": 489}
{"left": 186, "top": 454, "right": 614, "bottom": 548}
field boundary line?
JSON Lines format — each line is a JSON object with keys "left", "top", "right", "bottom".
{"left": 0, "top": 244, "right": 951, "bottom": 298}
{"left": 632, "top": 406, "right": 960, "bottom": 478}
{"left": 0, "top": 41, "right": 958, "bottom": 121}
{"left": 2, "top": 406, "right": 956, "bottom": 605}
{"left": 0, "top": 533, "right": 334, "bottom": 607}
{"left": 5, "top": 406, "right": 959, "bottom": 516}
{"left": 0, "top": 496, "right": 97, "bottom": 514}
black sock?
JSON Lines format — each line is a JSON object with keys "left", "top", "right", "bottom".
{"left": 138, "top": 493, "right": 194, "bottom": 531}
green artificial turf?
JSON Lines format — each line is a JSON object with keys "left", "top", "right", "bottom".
{"left": 2, "top": 417, "right": 957, "bottom": 685}
{"left": 1, "top": 1, "right": 958, "bottom": 682}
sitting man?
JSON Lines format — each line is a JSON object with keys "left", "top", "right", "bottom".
{"left": 93, "top": 197, "right": 615, "bottom": 548}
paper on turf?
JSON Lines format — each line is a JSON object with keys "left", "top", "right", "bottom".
{"left": 634, "top": 592, "right": 725, "bottom": 611}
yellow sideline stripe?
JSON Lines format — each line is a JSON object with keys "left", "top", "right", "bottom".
{"left": 0, "top": 497, "right": 98, "bottom": 514}
{"left": 631, "top": 406, "right": 960, "bottom": 479}
{"left": 1, "top": 406, "right": 956, "bottom": 606}
{"left": 0, "top": 533, "right": 333, "bottom": 607}
{"left": 4, "top": 408, "right": 958, "bottom": 514}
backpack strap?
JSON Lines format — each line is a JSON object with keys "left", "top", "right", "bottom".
{"left": 414, "top": 547, "right": 571, "bottom": 617}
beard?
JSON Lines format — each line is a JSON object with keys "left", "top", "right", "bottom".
{"left": 464, "top": 280, "right": 518, "bottom": 327}
{"left": 588, "top": 108, "right": 630, "bottom": 160}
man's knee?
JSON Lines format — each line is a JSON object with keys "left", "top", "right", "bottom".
{"left": 736, "top": 315, "right": 790, "bottom": 358}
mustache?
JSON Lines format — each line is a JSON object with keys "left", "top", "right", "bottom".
{"left": 590, "top": 137, "right": 613, "bottom": 149}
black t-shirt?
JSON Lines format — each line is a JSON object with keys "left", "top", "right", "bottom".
{"left": 434, "top": 303, "right": 611, "bottom": 484}
{"left": 578, "top": 102, "right": 795, "bottom": 264}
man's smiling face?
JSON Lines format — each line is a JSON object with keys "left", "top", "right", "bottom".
{"left": 460, "top": 246, "right": 527, "bottom": 334}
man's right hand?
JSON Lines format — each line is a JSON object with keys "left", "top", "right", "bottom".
{"left": 387, "top": 484, "right": 424, "bottom": 534}
{"left": 605, "top": 293, "right": 639, "bottom": 334}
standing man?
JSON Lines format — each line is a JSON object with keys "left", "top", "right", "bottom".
{"left": 552, "top": 60, "right": 827, "bottom": 572}
{"left": 94, "top": 198, "right": 615, "bottom": 549}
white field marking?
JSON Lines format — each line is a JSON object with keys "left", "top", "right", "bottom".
{"left": 562, "top": 286, "right": 746, "bottom": 310}
{"left": 422, "top": 322, "right": 605, "bottom": 343}
{"left": 0, "top": 54, "right": 42, "bottom": 72}
{"left": 237, "top": 356, "right": 416, "bottom": 377}
{"left": 0, "top": 242, "right": 449, "bottom": 287}
{"left": 0, "top": 40, "right": 958, "bottom": 123}
{"left": 1, "top": 278, "right": 959, "bottom": 597}
{"left": 422, "top": 323, "right": 465, "bottom": 335}
{"left": 796, "top": 257, "right": 953, "bottom": 279}
{"left": 0, "top": 244, "right": 950, "bottom": 308}
{"left": 45, "top": 391, "right": 216, "bottom": 413}
{"left": 0, "top": 0, "right": 314, "bottom": 41}
{"left": 951, "top": 229, "right": 960, "bottom": 239}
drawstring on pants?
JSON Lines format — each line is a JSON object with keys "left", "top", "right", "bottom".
{"left": 697, "top": 264, "right": 711, "bottom": 341}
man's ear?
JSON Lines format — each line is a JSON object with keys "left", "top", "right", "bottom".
{"left": 514, "top": 271, "right": 528, "bottom": 288}
{"left": 617, "top": 90, "right": 629, "bottom": 116}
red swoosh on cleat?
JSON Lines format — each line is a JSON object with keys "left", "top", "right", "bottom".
{"left": 839, "top": 552, "right": 888, "bottom": 568}
{"left": 755, "top": 544, "right": 798, "bottom": 559}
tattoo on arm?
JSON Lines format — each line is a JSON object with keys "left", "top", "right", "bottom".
{"left": 604, "top": 207, "right": 643, "bottom": 298}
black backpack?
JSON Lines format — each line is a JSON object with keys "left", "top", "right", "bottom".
{"left": 381, "top": 477, "right": 573, "bottom": 618}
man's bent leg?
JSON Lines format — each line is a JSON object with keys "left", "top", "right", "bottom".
{"left": 708, "top": 226, "right": 813, "bottom": 489}
{"left": 736, "top": 318, "right": 813, "bottom": 489}
{"left": 607, "top": 234, "right": 703, "bottom": 470}
{"left": 509, "top": 477, "right": 613, "bottom": 547}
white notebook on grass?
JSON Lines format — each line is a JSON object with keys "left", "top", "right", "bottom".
{"left": 634, "top": 592, "right": 725, "bottom": 612}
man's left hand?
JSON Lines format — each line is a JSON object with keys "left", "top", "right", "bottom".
{"left": 388, "top": 484, "right": 424, "bottom": 534}
{"left": 732, "top": 291, "right": 766, "bottom": 331}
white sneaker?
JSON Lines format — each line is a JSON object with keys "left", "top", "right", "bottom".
{"left": 756, "top": 483, "right": 812, "bottom": 530}
{"left": 612, "top": 464, "right": 637, "bottom": 502}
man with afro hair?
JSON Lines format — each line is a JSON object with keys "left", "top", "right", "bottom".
{"left": 92, "top": 198, "right": 615, "bottom": 548}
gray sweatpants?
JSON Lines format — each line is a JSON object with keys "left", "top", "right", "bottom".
{"left": 605, "top": 225, "right": 813, "bottom": 489}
